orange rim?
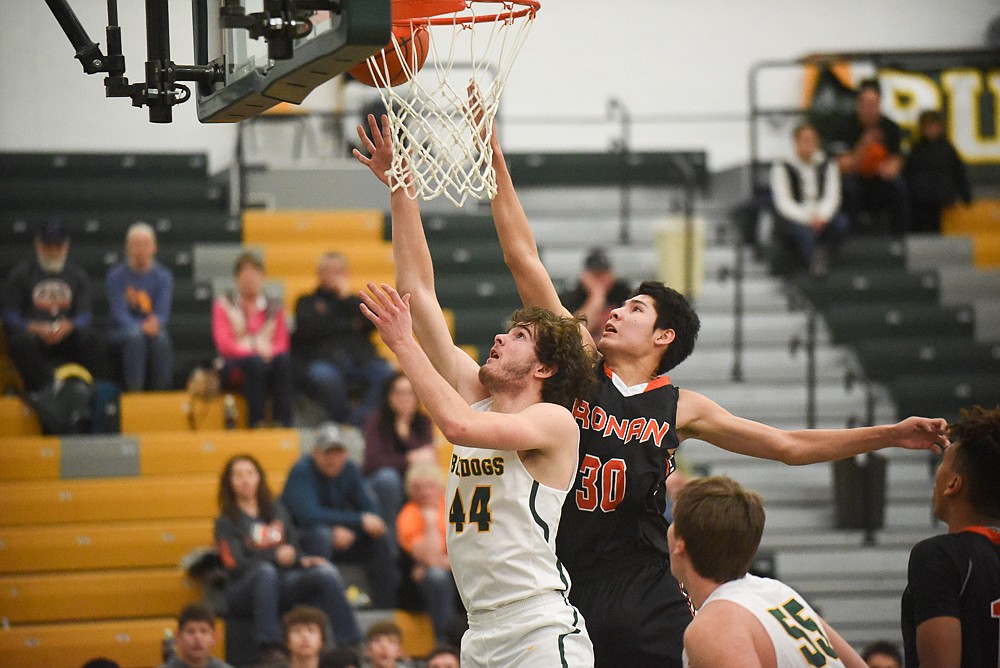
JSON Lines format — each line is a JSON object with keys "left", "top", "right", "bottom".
{"left": 393, "top": 0, "right": 540, "bottom": 27}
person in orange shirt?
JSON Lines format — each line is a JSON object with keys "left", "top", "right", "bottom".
{"left": 396, "top": 462, "right": 460, "bottom": 645}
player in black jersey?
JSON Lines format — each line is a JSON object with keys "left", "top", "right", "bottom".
{"left": 902, "top": 406, "right": 1000, "bottom": 668}
{"left": 484, "top": 125, "right": 951, "bottom": 667}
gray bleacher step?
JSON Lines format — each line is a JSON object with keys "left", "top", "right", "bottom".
{"left": 809, "top": 595, "right": 905, "bottom": 630}
{"left": 678, "top": 382, "right": 870, "bottom": 422}
{"left": 671, "top": 345, "right": 848, "bottom": 384}
{"left": 938, "top": 267, "right": 1000, "bottom": 304}
{"left": 760, "top": 526, "right": 941, "bottom": 551}
{"left": 693, "top": 277, "right": 790, "bottom": 313}
{"left": 694, "top": 311, "right": 825, "bottom": 347}
{"left": 974, "top": 298, "right": 1000, "bottom": 342}
{"left": 763, "top": 501, "right": 933, "bottom": 532}
{"left": 776, "top": 547, "right": 910, "bottom": 578}
{"left": 906, "top": 235, "right": 973, "bottom": 270}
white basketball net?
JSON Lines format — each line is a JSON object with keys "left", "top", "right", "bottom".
{"left": 359, "top": 1, "right": 538, "bottom": 207}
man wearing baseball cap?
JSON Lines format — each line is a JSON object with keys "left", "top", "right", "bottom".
{"left": 1, "top": 220, "right": 106, "bottom": 393}
{"left": 280, "top": 422, "right": 399, "bottom": 609}
{"left": 559, "top": 247, "right": 633, "bottom": 341}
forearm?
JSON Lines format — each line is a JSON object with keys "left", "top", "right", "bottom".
{"left": 391, "top": 338, "right": 482, "bottom": 444}
{"left": 490, "top": 140, "right": 567, "bottom": 315}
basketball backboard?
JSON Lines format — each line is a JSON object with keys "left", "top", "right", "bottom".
{"left": 194, "top": 0, "right": 391, "bottom": 123}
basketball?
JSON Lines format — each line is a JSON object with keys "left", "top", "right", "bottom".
{"left": 348, "top": 25, "right": 430, "bottom": 88}
{"left": 857, "top": 141, "right": 888, "bottom": 177}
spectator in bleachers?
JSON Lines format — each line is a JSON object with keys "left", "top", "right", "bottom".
{"left": 396, "top": 462, "right": 459, "bottom": 647}
{"left": 424, "top": 646, "right": 460, "bottom": 668}
{"left": 80, "top": 659, "right": 122, "bottom": 668}
{"left": 1, "top": 220, "right": 107, "bottom": 393}
{"left": 902, "top": 406, "right": 1000, "bottom": 668}
{"left": 106, "top": 222, "right": 174, "bottom": 390}
{"left": 830, "top": 78, "right": 911, "bottom": 233}
{"left": 559, "top": 248, "right": 632, "bottom": 342}
{"left": 363, "top": 372, "right": 437, "bottom": 547}
{"left": 212, "top": 252, "right": 293, "bottom": 427}
{"left": 904, "top": 109, "right": 973, "bottom": 234}
{"left": 861, "top": 639, "right": 902, "bottom": 668}
{"left": 158, "top": 603, "right": 232, "bottom": 668}
{"left": 362, "top": 620, "right": 416, "bottom": 668}
{"left": 215, "top": 454, "right": 362, "bottom": 663}
{"left": 279, "top": 605, "right": 331, "bottom": 668}
{"left": 669, "top": 477, "right": 866, "bottom": 667}
{"left": 293, "top": 252, "right": 394, "bottom": 426}
{"left": 281, "top": 422, "right": 400, "bottom": 610}
{"left": 770, "top": 122, "right": 848, "bottom": 276}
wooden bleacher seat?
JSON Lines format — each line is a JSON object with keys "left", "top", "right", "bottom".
{"left": 0, "top": 395, "right": 42, "bottom": 437}
{"left": 138, "top": 429, "right": 301, "bottom": 476}
{"left": 0, "top": 519, "right": 212, "bottom": 574}
{"left": 242, "top": 209, "right": 385, "bottom": 244}
{"left": 120, "top": 391, "right": 249, "bottom": 433}
{"left": 0, "top": 436, "right": 60, "bottom": 481}
{"left": 394, "top": 609, "right": 436, "bottom": 658}
{"left": 258, "top": 241, "right": 393, "bottom": 278}
{"left": 0, "top": 616, "right": 180, "bottom": 668}
{"left": 972, "top": 232, "right": 1000, "bottom": 268}
{"left": 0, "top": 568, "right": 201, "bottom": 624}
{"left": 941, "top": 199, "right": 1000, "bottom": 235}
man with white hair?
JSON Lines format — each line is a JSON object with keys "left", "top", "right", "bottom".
{"left": 106, "top": 221, "right": 174, "bottom": 390}
{"left": 2, "top": 220, "right": 106, "bottom": 392}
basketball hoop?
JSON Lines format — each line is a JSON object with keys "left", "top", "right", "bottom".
{"left": 359, "top": 0, "right": 541, "bottom": 207}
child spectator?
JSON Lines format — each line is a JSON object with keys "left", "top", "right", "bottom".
{"left": 861, "top": 639, "right": 902, "bottom": 668}
{"left": 279, "top": 606, "right": 331, "bottom": 668}
{"left": 904, "top": 109, "right": 973, "bottom": 233}
{"left": 396, "top": 462, "right": 459, "bottom": 646}
{"left": 424, "top": 646, "right": 460, "bottom": 668}
{"left": 362, "top": 620, "right": 416, "bottom": 668}
{"left": 106, "top": 222, "right": 174, "bottom": 390}
{"left": 212, "top": 252, "right": 293, "bottom": 427}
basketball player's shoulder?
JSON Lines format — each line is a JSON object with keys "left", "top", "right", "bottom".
{"left": 684, "top": 601, "right": 762, "bottom": 667}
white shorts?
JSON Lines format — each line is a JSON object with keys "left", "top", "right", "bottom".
{"left": 461, "top": 591, "right": 594, "bottom": 668}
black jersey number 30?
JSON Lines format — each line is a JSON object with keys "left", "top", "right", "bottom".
{"left": 450, "top": 485, "right": 492, "bottom": 532}
{"left": 575, "top": 454, "right": 627, "bottom": 512}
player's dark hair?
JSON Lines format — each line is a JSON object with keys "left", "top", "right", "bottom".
{"left": 283, "top": 605, "right": 329, "bottom": 644}
{"left": 218, "top": 454, "right": 277, "bottom": 523}
{"left": 510, "top": 306, "right": 597, "bottom": 410}
{"left": 178, "top": 602, "right": 216, "bottom": 631}
{"left": 630, "top": 281, "right": 700, "bottom": 374}
{"left": 949, "top": 405, "right": 1000, "bottom": 518}
{"left": 672, "top": 476, "right": 765, "bottom": 583}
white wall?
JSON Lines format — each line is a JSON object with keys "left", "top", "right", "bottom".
{"left": 1, "top": 1, "right": 994, "bottom": 172}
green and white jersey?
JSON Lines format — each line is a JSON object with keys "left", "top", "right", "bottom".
{"left": 686, "top": 574, "right": 846, "bottom": 668}
{"left": 446, "top": 399, "right": 573, "bottom": 613}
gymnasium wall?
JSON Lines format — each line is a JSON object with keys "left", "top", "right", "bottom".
{"left": 0, "top": 0, "right": 994, "bottom": 172}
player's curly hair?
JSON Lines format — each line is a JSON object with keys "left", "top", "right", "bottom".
{"left": 949, "top": 405, "right": 1000, "bottom": 518}
{"left": 510, "top": 306, "right": 597, "bottom": 410}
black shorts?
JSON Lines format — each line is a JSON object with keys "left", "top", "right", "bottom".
{"left": 569, "top": 556, "right": 693, "bottom": 668}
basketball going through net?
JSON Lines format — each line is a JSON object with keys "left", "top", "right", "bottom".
{"left": 353, "top": 0, "right": 540, "bottom": 207}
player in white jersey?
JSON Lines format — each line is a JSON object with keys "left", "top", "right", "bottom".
{"left": 355, "top": 115, "right": 596, "bottom": 667}
{"left": 667, "top": 477, "right": 866, "bottom": 668}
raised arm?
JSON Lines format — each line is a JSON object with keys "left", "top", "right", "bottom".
{"left": 488, "top": 129, "right": 596, "bottom": 351}
{"left": 353, "top": 115, "right": 483, "bottom": 398}
{"left": 676, "top": 389, "right": 949, "bottom": 465}
{"left": 359, "top": 283, "right": 577, "bottom": 455}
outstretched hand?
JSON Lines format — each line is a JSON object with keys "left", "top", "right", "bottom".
{"left": 352, "top": 113, "right": 394, "bottom": 186}
{"left": 359, "top": 282, "right": 414, "bottom": 351}
{"left": 893, "top": 416, "right": 950, "bottom": 454}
